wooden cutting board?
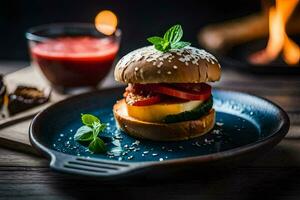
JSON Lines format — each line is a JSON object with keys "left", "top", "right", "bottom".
{"left": 0, "top": 66, "right": 119, "bottom": 155}
{"left": 0, "top": 67, "right": 67, "bottom": 154}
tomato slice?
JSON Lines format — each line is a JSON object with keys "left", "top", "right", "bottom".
{"left": 125, "top": 92, "right": 161, "bottom": 106}
{"left": 133, "top": 83, "right": 211, "bottom": 101}
{"left": 172, "top": 83, "right": 206, "bottom": 92}
{"left": 156, "top": 84, "right": 211, "bottom": 100}
{"left": 124, "top": 83, "right": 211, "bottom": 106}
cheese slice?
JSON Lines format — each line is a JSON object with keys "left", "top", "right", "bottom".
{"left": 126, "top": 100, "right": 203, "bottom": 122}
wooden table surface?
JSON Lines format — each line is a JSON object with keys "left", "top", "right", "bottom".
{"left": 0, "top": 62, "right": 300, "bottom": 199}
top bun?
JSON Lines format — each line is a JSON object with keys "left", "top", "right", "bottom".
{"left": 114, "top": 46, "right": 221, "bottom": 84}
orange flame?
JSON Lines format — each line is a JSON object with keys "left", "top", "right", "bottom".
{"left": 249, "top": 0, "right": 299, "bottom": 65}
{"left": 95, "top": 10, "right": 118, "bottom": 36}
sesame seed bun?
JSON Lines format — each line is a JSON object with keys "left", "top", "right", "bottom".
{"left": 113, "top": 99, "right": 215, "bottom": 141}
{"left": 114, "top": 46, "right": 221, "bottom": 84}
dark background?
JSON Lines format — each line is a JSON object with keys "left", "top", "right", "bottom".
{"left": 0, "top": 0, "right": 260, "bottom": 61}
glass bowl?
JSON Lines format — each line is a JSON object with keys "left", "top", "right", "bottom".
{"left": 26, "top": 23, "right": 121, "bottom": 90}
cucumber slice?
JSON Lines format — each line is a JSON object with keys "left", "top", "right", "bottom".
{"left": 163, "top": 97, "right": 213, "bottom": 123}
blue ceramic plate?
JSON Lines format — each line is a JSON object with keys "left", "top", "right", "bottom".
{"left": 29, "top": 88, "right": 289, "bottom": 179}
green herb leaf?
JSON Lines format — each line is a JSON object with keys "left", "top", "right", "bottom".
{"left": 74, "top": 126, "right": 93, "bottom": 141}
{"left": 154, "top": 43, "right": 164, "bottom": 51}
{"left": 162, "top": 41, "right": 170, "bottom": 50}
{"left": 147, "top": 36, "right": 164, "bottom": 45}
{"left": 163, "top": 24, "right": 183, "bottom": 43}
{"left": 171, "top": 41, "right": 191, "bottom": 49}
{"left": 88, "top": 137, "right": 106, "bottom": 153}
{"left": 147, "top": 24, "right": 190, "bottom": 52}
{"left": 92, "top": 122, "right": 106, "bottom": 138}
{"left": 75, "top": 114, "right": 107, "bottom": 154}
{"left": 81, "top": 114, "right": 100, "bottom": 127}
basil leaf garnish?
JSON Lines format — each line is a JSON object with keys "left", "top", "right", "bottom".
{"left": 147, "top": 24, "right": 190, "bottom": 52}
{"left": 171, "top": 41, "right": 191, "bottom": 49}
{"left": 74, "top": 126, "right": 94, "bottom": 141}
{"left": 81, "top": 114, "right": 100, "bottom": 127}
{"left": 88, "top": 137, "right": 106, "bottom": 153}
{"left": 147, "top": 36, "right": 164, "bottom": 44}
{"left": 74, "top": 114, "right": 107, "bottom": 154}
{"left": 163, "top": 24, "right": 183, "bottom": 44}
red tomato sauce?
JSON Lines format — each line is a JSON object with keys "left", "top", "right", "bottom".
{"left": 31, "top": 36, "right": 119, "bottom": 87}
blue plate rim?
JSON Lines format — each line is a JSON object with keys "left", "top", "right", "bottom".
{"left": 29, "top": 87, "right": 290, "bottom": 178}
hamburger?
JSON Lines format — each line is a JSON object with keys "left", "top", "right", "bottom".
{"left": 113, "top": 25, "right": 221, "bottom": 141}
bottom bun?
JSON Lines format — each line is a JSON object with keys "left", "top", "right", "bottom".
{"left": 113, "top": 99, "right": 215, "bottom": 141}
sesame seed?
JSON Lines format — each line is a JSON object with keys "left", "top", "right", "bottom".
{"left": 179, "top": 58, "right": 186, "bottom": 62}
{"left": 173, "top": 65, "right": 178, "bottom": 69}
{"left": 167, "top": 71, "right": 172, "bottom": 75}
{"left": 157, "top": 62, "right": 163, "bottom": 68}
{"left": 134, "top": 67, "right": 139, "bottom": 71}
{"left": 157, "top": 70, "right": 161, "bottom": 74}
